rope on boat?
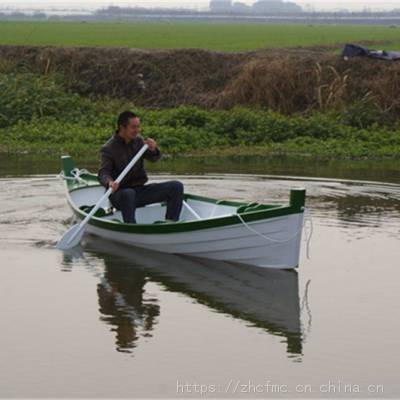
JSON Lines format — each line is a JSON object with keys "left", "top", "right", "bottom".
{"left": 235, "top": 207, "right": 313, "bottom": 259}
{"left": 58, "top": 168, "right": 91, "bottom": 185}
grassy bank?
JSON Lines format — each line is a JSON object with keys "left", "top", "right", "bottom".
{"left": 1, "top": 72, "right": 400, "bottom": 160}
{"left": 1, "top": 21, "right": 400, "bottom": 51}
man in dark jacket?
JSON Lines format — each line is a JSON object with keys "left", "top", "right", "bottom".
{"left": 98, "top": 111, "right": 184, "bottom": 224}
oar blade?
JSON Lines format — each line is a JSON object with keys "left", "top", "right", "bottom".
{"left": 56, "top": 224, "right": 84, "bottom": 250}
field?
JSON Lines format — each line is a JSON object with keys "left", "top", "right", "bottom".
{"left": 1, "top": 21, "right": 400, "bottom": 51}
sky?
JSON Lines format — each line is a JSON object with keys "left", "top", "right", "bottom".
{"left": 1, "top": 0, "right": 400, "bottom": 12}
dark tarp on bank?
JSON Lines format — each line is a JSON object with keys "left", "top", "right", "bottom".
{"left": 342, "top": 44, "right": 400, "bottom": 61}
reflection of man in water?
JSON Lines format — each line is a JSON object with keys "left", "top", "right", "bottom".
{"left": 97, "top": 111, "right": 184, "bottom": 223}
{"left": 97, "top": 257, "right": 160, "bottom": 353}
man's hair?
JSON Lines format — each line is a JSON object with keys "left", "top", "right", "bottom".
{"left": 117, "top": 111, "right": 138, "bottom": 130}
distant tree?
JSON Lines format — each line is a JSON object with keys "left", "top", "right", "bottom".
{"left": 209, "top": 0, "right": 233, "bottom": 13}
{"left": 252, "top": 0, "right": 302, "bottom": 14}
{"left": 32, "top": 12, "right": 47, "bottom": 19}
{"left": 232, "top": 2, "right": 252, "bottom": 13}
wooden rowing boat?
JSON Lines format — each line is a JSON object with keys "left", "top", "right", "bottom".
{"left": 61, "top": 155, "right": 306, "bottom": 269}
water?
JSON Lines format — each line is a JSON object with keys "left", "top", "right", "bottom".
{"left": 1, "top": 154, "right": 399, "bottom": 183}
{"left": 0, "top": 156, "right": 399, "bottom": 398}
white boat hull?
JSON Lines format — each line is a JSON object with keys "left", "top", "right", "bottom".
{"left": 83, "top": 212, "right": 303, "bottom": 269}
{"left": 61, "top": 156, "right": 306, "bottom": 269}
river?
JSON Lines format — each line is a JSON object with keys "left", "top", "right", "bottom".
{"left": 0, "top": 155, "right": 399, "bottom": 398}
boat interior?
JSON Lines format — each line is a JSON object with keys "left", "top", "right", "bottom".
{"left": 69, "top": 185, "right": 281, "bottom": 224}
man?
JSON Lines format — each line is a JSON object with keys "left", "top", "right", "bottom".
{"left": 98, "top": 111, "right": 184, "bottom": 224}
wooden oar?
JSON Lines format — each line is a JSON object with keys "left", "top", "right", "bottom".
{"left": 56, "top": 144, "right": 149, "bottom": 250}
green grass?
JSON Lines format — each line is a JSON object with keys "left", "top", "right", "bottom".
{"left": 1, "top": 21, "right": 400, "bottom": 51}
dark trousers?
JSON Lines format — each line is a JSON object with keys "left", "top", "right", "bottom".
{"left": 109, "top": 181, "right": 184, "bottom": 223}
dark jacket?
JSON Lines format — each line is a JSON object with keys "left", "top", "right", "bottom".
{"left": 97, "top": 133, "right": 161, "bottom": 189}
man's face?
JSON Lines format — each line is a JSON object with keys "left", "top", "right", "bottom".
{"left": 121, "top": 117, "right": 140, "bottom": 141}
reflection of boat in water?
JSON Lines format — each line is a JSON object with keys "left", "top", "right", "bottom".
{"left": 80, "top": 237, "right": 303, "bottom": 356}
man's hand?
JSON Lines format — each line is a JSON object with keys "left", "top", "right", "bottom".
{"left": 109, "top": 180, "right": 119, "bottom": 193}
{"left": 144, "top": 138, "right": 157, "bottom": 152}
